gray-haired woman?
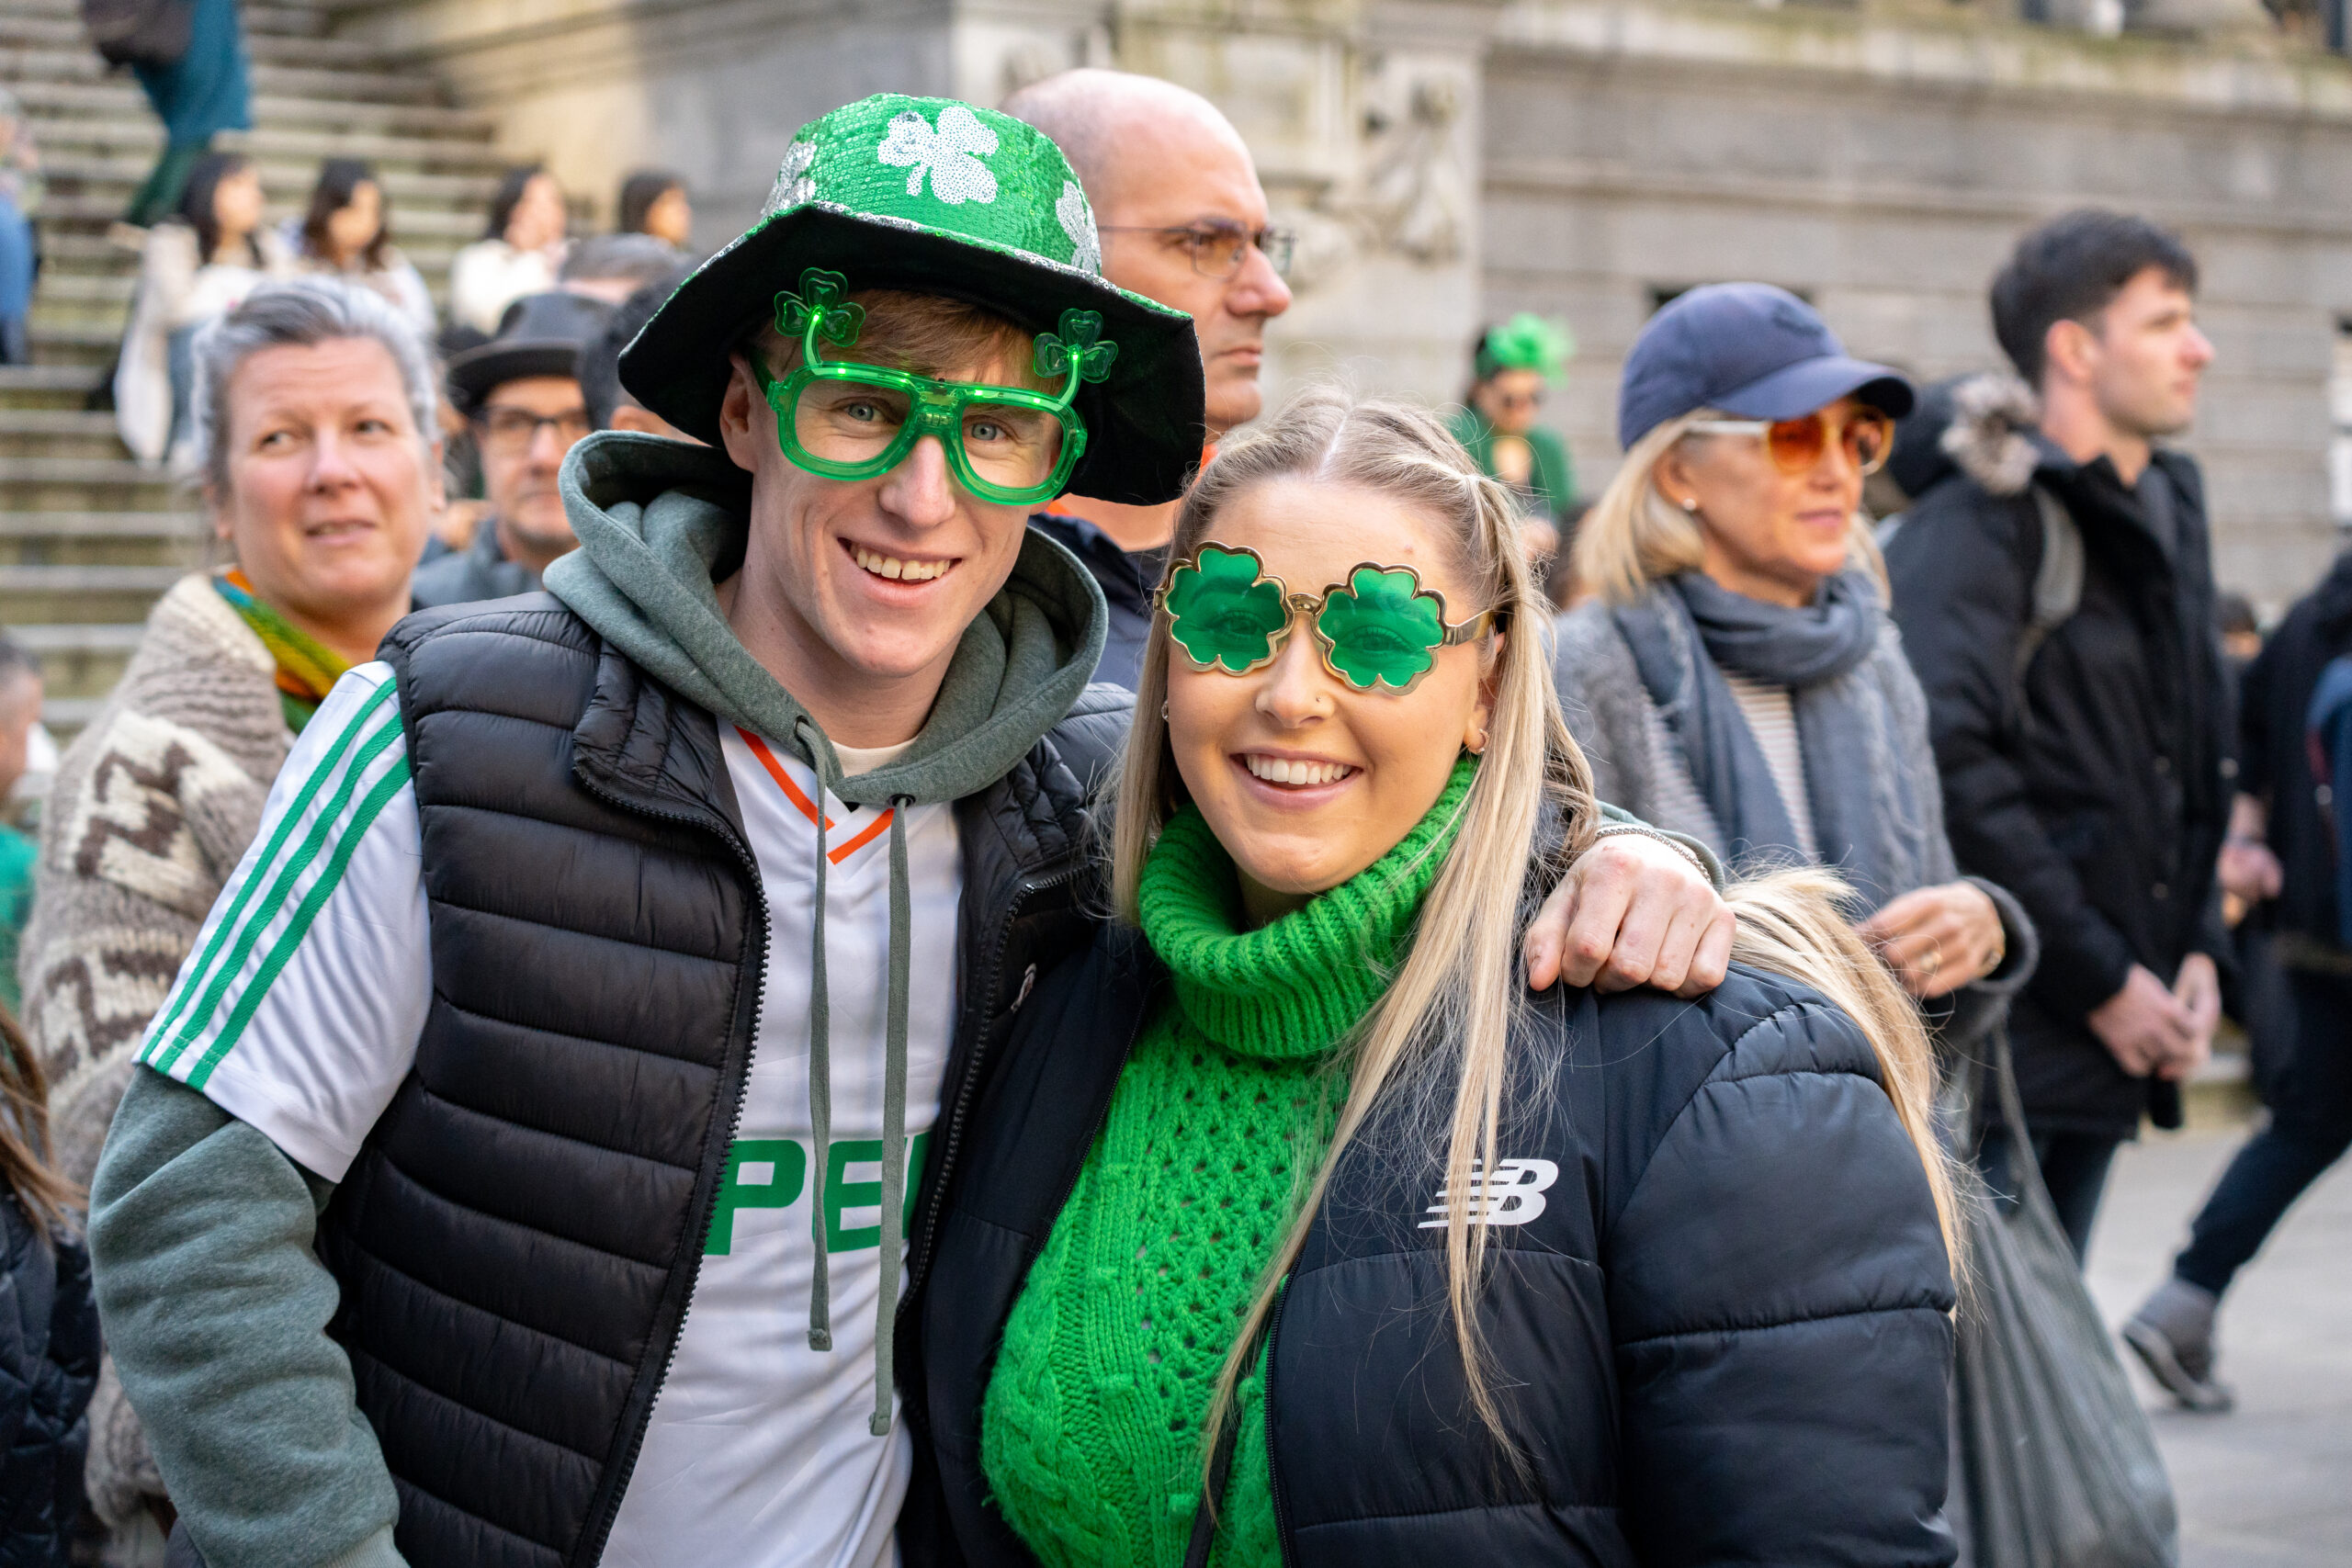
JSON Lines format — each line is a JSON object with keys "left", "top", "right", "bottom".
{"left": 1553, "top": 283, "right": 2037, "bottom": 1046}
{"left": 20, "top": 276, "right": 439, "bottom": 1558}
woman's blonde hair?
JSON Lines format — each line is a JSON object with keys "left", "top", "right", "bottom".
{"left": 1110, "top": 387, "right": 1957, "bottom": 1477}
{"left": 1571, "top": 408, "right": 1888, "bottom": 605}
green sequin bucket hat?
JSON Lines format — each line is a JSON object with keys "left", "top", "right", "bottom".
{"left": 620, "top": 94, "right": 1207, "bottom": 506}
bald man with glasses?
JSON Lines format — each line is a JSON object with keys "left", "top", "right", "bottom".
{"left": 1005, "top": 69, "right": 1295, "bottom": 689}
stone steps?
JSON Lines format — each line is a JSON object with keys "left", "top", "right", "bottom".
{"left": 2, "top": 0, "right": 495, "bottom": 736}
{"left": 10, "top": 80, "right": 496, "bottom": 137}
{"left": 37, "top": 117, "right": 514, "bottom": 175}
{"left": 35, "top": 193, "right": 488, "bottom": 240}
{"left": 39, "top": 153, "right": 499, "bottom": 206}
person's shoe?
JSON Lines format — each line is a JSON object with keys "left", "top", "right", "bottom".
{"left": 2123, "top": 1277, "right": 2235, "bottom": 1413}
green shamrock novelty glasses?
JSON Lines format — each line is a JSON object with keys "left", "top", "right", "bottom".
{"left": 749, "top": 268, "right": 1116, "bottom": 505}
{"left": 1155, "top": 543, "right": 1498, "bottom": 693}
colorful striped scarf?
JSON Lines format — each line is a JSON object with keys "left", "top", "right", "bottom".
{"left": 212, "top": 570, "right": 352, "bottom": 733}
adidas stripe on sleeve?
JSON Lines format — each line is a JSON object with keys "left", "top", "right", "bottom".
{"left": 137, "top": 662, "right": 431, "bottom": 1183}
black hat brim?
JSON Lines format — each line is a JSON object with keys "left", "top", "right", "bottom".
{"left": 618, "top": 205, "right": 1207, "bottom": 507}
{"left": 447, "top": 340, "right": 590, "bottom": 412}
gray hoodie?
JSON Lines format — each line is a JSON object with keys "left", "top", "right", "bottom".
{"left": 86, "top": 432, "right": 1110, "bottom": 1568}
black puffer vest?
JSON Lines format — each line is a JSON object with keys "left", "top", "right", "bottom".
{"left": 314, "top": 597, "right": 1125, "bottom": 1568}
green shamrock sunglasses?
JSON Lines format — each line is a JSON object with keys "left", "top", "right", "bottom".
{"left": 1154, "top": 543, "right": 1498, "bottom": 693}
{"left": 748, "top": 267, "right": 1117, "bottom": 506}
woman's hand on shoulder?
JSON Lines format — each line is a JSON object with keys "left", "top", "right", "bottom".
{"left": 1856, "top": 880, "right": 2005, "bottom": 998}
{"left": 1523, "top": 835, "right": 1735, "bottom": 998}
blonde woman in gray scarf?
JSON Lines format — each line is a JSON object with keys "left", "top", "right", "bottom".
{"left": 1553, "top": 284, "right": 2035, "bottom": 1045}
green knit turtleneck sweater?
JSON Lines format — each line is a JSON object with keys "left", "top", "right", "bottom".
{"left": 981, "top": 759, "right": 1475, "bottom": 1568}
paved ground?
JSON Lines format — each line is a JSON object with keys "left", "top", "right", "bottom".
{"left": 2083, "top": 1122, "right": 2352, "bottom": 1568}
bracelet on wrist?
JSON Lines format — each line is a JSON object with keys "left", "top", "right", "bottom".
{"left": 1590, "top": 822, "right": 1709, "bottom": 877}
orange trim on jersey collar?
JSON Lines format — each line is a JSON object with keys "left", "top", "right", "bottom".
{"left": 737, "top": 728, "right": 897, "bottom": 864}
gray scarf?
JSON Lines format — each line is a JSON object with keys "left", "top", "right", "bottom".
{"left": 1613, "top": 570, "right": 1905, "bottom": 905}
{"left": 548, "top": 432, "right": 1105, "bottom": 1435}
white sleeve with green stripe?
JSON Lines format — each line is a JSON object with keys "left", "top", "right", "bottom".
{"left": 137, "top": 662, "right": 429, "bottom": 1184}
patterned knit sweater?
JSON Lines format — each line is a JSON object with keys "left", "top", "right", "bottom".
{"left": 18, "top": 572, "right": 289, "bottom": 1528}
{"left": 982, "top": 760, "right": 1473, "bottom": 1568}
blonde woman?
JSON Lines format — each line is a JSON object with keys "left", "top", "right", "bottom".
{"left": 904, "top": 389, "right": 1961, "bottom": 1567}
{"left": 1555, "top": 283, "right": 2036, "bottom": 1057}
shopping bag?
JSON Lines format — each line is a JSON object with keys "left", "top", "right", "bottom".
{"left": 1947, "top": 1033, "right": 2179, "bottom": 1568}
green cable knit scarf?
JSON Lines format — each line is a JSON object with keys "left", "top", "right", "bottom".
{"left": 1138, "top": 756, "right": 1475, "bottom": 1058}
{"left": 982, "top": 757, "right": 1475, "bottom": 1568}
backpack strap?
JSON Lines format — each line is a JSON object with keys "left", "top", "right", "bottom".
{"left": 2014, "top": 484, "right": 2084, "bottom": 686}
{"left": 2005, "top": 485, "right": 2084, "bottom": 744}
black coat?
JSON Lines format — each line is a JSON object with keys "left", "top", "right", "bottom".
{"left": 1026, "top": 513, "right": 1161, "bottom": 693}
{"left": 320, "top": 597, "right": 1127, "bottom": 1568}
{"left": 900, "top": 931, "right": 1958, "bottom": 1568}
{"left": 1887, "top": 441, "right": 2231, "bottom": 1137}
{"left": 0, "top": 1198, "right": 96, "bottom": 1568}
{"left": 2237, "top": 548, "right": 2352, "bottom": 947}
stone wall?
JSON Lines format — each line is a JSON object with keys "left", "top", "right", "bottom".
{"left": 1482, "top": 0, "right": 2352, "bottom": 601}
{"left": 330, "top": 0, "right": 2352, "bottom": 598}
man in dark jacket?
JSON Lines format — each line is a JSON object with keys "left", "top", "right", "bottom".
{"left": 2124, "top": 548, "right": 2352, "bottom": 1410}
{"left": 1887, "top": 209, "right": 2230, "bottom": 1260}
{"left": 1007, "top": 70, "right": 1295, "bottom": 689}
{"left": 85, "top": 97, "right": 1722, "bottom": 1568}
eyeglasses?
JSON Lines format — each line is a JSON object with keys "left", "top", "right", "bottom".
{"left": 751, "top": 267, "right": 1111, "bottom": 506}
{"left": 475, "top": 405, "right": 592, "bottom": 454}
{"left": 1685, "top": 407, "right": 1894, "bottom": 477}
{"left": 1153, "top": 543, "right": 1498, "bottom": 694}
{"left": 1097, "top": 220, "right": 1296, "bottom": 279}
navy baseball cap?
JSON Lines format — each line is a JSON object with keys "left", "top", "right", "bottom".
{"left": 1616, "top": 283, "right": 1915, "bottom": 449}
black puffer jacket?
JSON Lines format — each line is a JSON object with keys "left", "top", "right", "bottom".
{"left": 1885, "top": 374, "right": 2231, "bottom": 1136}
{"left": 902, "top": 931, "right": 1958, "bottom": 1567}
{"left": 0, "top": 1197, "right": 96, "bottom": 1568}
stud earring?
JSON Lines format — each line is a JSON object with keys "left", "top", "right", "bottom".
{"left": 1679, "top": 496, "right": 1700, "bottom": 513}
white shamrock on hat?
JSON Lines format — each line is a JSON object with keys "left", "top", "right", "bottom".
{"left": 1056, "top": 181, "right": 1100, "bottom": 272}
{"left": 878, "top": 106, "right": 1000, "bottom": 206}
{"left": 763, "top": 140, "right": 818, "bottom": 217}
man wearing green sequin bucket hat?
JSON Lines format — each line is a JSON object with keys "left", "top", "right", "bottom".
{"left": 84, "top": 94, "right": 1208, "bottom": 1568}
{"left": 85, "top": 92, "right": 1724, "bottom": 1568}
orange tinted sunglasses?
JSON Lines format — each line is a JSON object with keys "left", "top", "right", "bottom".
{"left": 1687, "top": 407, "right": 1894, "bottom": 476}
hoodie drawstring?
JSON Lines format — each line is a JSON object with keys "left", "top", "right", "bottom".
{"left": 871, "top": 796, "right": 913, "bottom": 1437}
{"left": 797, "top": 719, "right": 835, "bottom": 1355}
{"left": 792, "top": 723, "right": 916, "bottom": 1436}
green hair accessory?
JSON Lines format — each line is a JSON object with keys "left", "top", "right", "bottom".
{"left": 1476, "top": 312, "right": 1576, "bottom": 383}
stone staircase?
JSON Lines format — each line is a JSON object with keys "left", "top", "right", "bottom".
{"left": 0, "top": 0, "right": 503, "bottom": 733}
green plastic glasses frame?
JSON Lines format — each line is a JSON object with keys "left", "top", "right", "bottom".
{"left": 1154, "top": 542, "right": 1499, "bottom": 694}
{"left": 748, "top": 267, "right": 1117, "bottom": 506}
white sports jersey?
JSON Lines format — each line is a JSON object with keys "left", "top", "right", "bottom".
{"left": 138, "top": 665, "right": 963, "bottom": 1568}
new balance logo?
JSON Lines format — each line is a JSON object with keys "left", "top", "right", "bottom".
{"left": 1419, "top": 1158, "right": 1560, "bottom": 1228}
